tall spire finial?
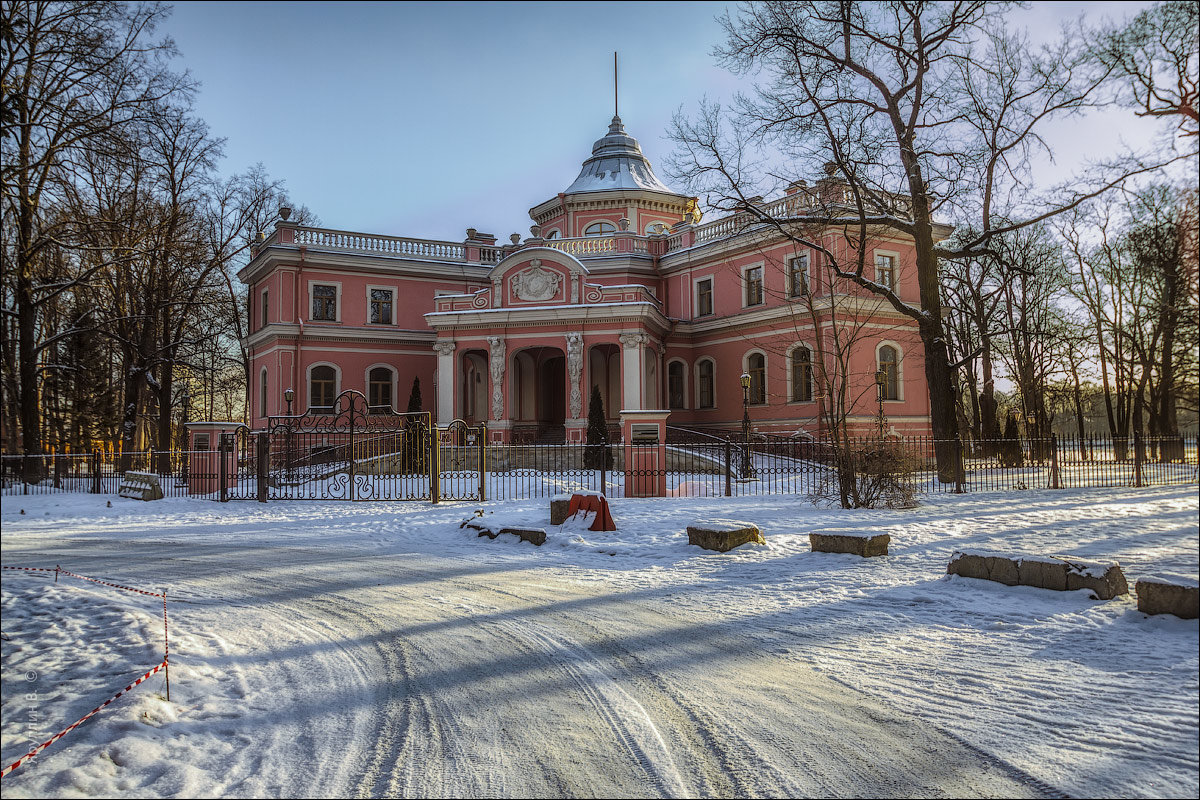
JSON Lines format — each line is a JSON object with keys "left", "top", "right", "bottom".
{"left": 613, "top": 51, "right": 619, "bottom": 118}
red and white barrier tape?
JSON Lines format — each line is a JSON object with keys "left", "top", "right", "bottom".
{"left": 1, "top": 565, "right": 163, "bottom": 598}
{"left": 55, "top": 568, "right": 163, "bottom": 598}
{"left": 0, "top": 659, "right": 167, "bottom": 779}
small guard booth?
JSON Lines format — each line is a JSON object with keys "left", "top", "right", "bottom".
{"left": 185, "top": 422, "right": 242, "bottom": 496}
{"left": 620, "top": 410, "right": 669, "bottom": 497}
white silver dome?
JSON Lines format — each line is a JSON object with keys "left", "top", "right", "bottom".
{"left": 563, "top": 115, "right": 674, "bottom": 195}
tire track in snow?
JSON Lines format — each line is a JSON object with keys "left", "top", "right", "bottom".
{"left": 431, "top": 593, "right": 689, "bottom": 798}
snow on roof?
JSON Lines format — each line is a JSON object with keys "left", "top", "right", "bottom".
{"left": 563, "top": 115, "right": 677, "bottom": 196}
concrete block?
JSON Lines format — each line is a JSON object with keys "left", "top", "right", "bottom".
{"left": 687, "top": 520, "right": 764, "bottom": 553}
{"left": 948, "top": 551, "right": 1128, "bottom": 600}
{"left": 1136, "top": 577, "right": 1199, "bottom": 619}
{"left": 550, "top": 498, "right": 572, "bottom": 525}
{"left": 809, "top": 532, "right": 890, "bottom": 557}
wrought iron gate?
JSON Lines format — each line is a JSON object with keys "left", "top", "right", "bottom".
{"left": 268, "top": 390, "right": 436, "bottom": 500}
{"left": 221, "top": 390, "right": 487, "bottom": 502}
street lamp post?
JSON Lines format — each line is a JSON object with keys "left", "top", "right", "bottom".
{"left": 739, "top": 372, "right": 756, "bottom": 479}
{"left": 283, "top": 388, "right": 295, "bottom": 484}
{"left": 875, "top": 369, "right": 887, "bottom": 437}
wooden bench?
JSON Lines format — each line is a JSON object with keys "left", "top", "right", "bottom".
{"left": 118, "top": 471, "right": 164, "bottom": 501}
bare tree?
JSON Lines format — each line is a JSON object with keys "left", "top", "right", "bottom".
{"left": 1, "top": 0, "right": 189, "bottom": 468}
{"left": 1094, "top": 1, "right": 1199, "bottom": 137}
{"left": 668, "top": 1, "right": 1191, "bottom": 481}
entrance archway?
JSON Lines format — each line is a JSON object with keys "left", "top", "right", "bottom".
{"left": 512, "top": 346, "right": 566, "bottom": 442}
{"left": 459, "top": 349, "right": 487, "bottom": 423}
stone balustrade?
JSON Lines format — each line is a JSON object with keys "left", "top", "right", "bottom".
{"left": 293, "top": 227, "right": 466, "bottom": 260}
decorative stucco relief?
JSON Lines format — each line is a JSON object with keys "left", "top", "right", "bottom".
{"left": 511, "top": 260, "right": 562, "bottom": 302}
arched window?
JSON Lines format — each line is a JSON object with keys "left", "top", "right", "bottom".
{"left": 697, "top": 359, "right": 715, "bottom": 409}
{"left": 646, "top": 222, "right": 668, "bottom": 235}
{"left": 260, "top": 368, "right": 269, "bottom": 417}
{"left": 584, "top": 221, "right": 615, "bottom": 237}
{"left": 310, "top": 365, "right": 337, "bottom": 410}
{"left": 668, "top": 361, "right": 685, "bottom": 409}
{"left": 878, "top": 345, "right": 899, "bottom": 401}
{"left": 748, "top": 353, "right": 766, "bottom": 405}
{"left": 544, "top": 229, "right": 560, "bottom": 240}
{"left": 368, "top": 367, "right": 393, "bottom": 410}
{"left": 791, "top": 347, "right": 813, "bottom": 402}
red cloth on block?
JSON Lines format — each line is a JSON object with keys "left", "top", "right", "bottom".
{"left": 566, "top": 492, "right": 616, "bottom": 531}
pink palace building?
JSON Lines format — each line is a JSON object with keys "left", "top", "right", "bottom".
{"left": 239, "top": 113, "right": 936, "bottom": 443}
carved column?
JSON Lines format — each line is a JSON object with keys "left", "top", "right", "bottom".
{"left": 432, "top": 340, "right": 456, "bottom": 424}
{"left": 619, "top": 332, "right": 647, "bottom": 412}
{"left": 566, "top": 332, "right": 584, "bottom": 420}
{"left": 486, "top": 336, "right": 506, "bottom": 421}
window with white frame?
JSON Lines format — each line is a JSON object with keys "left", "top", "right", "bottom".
{"left": 745, "top": 266, "right": 764, "bottom": 306}
{"left": 697, "top": 359, "right": 715, "bottom": 408}
{"left": 788, "top": 254, "right": 810, "bottom": 297}
{"left": 260, "top": 368, "right": 269, "bottom": 416}
{"left": 544, "top": 229, "right": 561, "bottom": 239}
{"left": 791, "top": 346, "right": 813, "bottom": 402}
{"left": 696, "top": 277, "right": 714, "bottom": 317}
{"left": 748, "top": 352, "right": 766, "bottom": 404}
{"left": 368, "top": 367, "right": 393, "bottom": 410}
{"left": 584, "top": 221, "right": 615, "bottom": 237}
{"left": 309, "top": 365, "right": 337, "bottom": 409}
{"left": 878, "top": 345, "right": 900, "bottom": 400}
{"left": 875, "top": 254, "right": 897, "bottom": 292}
{"left": 668, "top": 361, "right": 685, "bottom": 409}
{"left": 369, "top": 288, "right": 393, "bottom": 325}
{"left": 311, "top": 284, "right": 337, "bottom": 321}
{"left": 260, "top": 288, "right": 269, "bottom": 329}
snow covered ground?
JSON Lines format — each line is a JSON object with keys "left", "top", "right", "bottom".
{"left": 1, "top": 485, "right": 1196, "bottom": 798}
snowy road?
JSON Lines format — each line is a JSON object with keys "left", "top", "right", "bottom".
{"left": 2, "top": 487, "right": 1196, "bottom": 798}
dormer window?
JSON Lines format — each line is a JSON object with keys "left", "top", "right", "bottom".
{"left": 584, "top": 222, "right": 615, "bottom": 237}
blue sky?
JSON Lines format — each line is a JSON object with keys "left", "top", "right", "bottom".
{"left": 159, "top": 1, "right": 1166, "bottom": 242}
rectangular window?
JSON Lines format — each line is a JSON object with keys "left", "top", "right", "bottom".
{"left": 745, "top": 266, "right": 763, "bottom": 306}
{"left": 369, "top": 289, "right": 393, "bottom": 325}
{"left": 788, "top": 254, "right": 809, "bottom": 297}
{"left": 260, "top": 289, "right": 269, "bottom": 329}
{"left": 876, "top": 254, "right": 896, "bottom": 292}
{"left": 696, "top": 278, "right": 713, "bottom": 317}
{"left": 312, "top": 284, "right": 337, "bottom": 321}
{"left": 194, "top": 433, "right": 210, "bottom": 451}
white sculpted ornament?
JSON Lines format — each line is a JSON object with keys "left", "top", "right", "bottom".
{"left": 512, "top": 263, "right": 562, "bottom": 302}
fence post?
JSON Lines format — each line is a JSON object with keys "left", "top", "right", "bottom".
{"left": 724, "top": 439, "right": 732, "bottom": 497}
{"left": 1133, "top": 428, "right": 1144, "bottom": 487}
{"left": 954, "top": 437, "right": 965, "bottom": 493}
{"left": 219, "top": 434, "right": 229, "bottom": 502}
{"left": 478, "top": 424, "right": 486, "bottom": 502}
{"left": 22, "top": 454, "right": 28, "bottom": 495}
{"left": 1050, "top": 433, "right": 1061, "bottom": 489}
{"left": 256, "top": 433, "right": 269, "bottom": 503}
{"left": 428, "top": 418, "right": 439, "bottom": 504}
{"left": 600, "top": 440, "right": 607, "bottom": 497}
{"left": 91, "top": 450, "right": 101, "bottom": 494}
